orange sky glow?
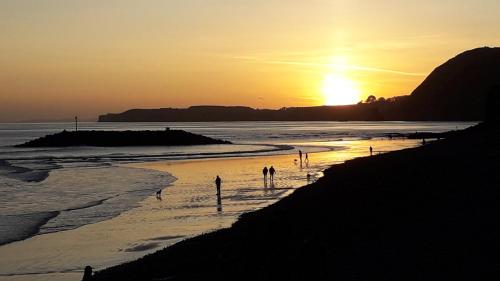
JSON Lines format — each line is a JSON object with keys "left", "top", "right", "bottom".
{"left": 1, "top": 0, "right": 500, "bottom": 121}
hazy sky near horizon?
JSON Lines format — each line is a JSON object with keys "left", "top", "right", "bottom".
{"left": 1, "top": 0, "right": 500, "bottom": 121}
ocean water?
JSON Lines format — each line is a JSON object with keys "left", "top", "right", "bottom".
{"left": 0, "top": 121, "right": 475, "bottom": 280}
{"left": 0, "top": 121, "right": 474, "bottom": 246}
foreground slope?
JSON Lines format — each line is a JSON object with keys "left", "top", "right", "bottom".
{"left": 92, "top": 121, "right": 500, "bottom": 281}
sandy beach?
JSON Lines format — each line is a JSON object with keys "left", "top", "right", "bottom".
{"left": 91, "top": 122, "right": 500, "bottom": 281}
{"left": 0, "top": 138, "right": 420, "bottom": 281}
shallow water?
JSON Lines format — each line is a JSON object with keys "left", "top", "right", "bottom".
{"left": 0, "top": 121, "right": 475, "bottom": 280}
{"left": 0, "top": 139, "right": 421, "bottom": 281}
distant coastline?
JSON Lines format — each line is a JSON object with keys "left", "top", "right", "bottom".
{"left": 98, "top": 47, "right": 500, "bottom": 123}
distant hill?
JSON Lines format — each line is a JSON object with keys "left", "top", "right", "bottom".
{"left": 99, "top": 47, "right": 500, "bottom": 122}
{"left": 99, "top": 105, "right": 373, "bottom": 122}
{"left": 397, "top": 47, "right": 500, "bottom": 120}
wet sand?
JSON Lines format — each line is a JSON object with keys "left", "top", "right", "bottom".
{"left": 92, "top": 123, "right": 500, "bottom": 281}
{"left": 0, "top": 139, "right": 419, "bottom": 281}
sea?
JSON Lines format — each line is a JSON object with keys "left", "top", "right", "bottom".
{"left": 0, "top": 121, "right": 475, "bottom": 280}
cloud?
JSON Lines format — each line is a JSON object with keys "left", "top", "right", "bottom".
{"left": 233, "top": 56, "right": 426, "bottom": 77}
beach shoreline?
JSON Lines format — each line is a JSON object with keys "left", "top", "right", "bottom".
{"left": 0, "top": 137, "right": 422, "bottom": 281}
{"left": 0, "top": 146, "right": 340, "bottom": 281}
{"left": 92, "top": 122, "right": 500, "bottom": 281}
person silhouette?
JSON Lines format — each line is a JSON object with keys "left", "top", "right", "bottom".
{"left": 82, "top": 266, "right": 93, "bottom": 281}
{"left": 369, "top": 146, "right": 373, "bottom": 156}
{"left": 269, "top": 166, "right": 276, "bottom": 182}
{"left": 263, "top": 166, "right": 268, "bottom": 181}
{"left": 215, "top": 175, "right": 222, "bottom": 197}
{"left": 299, "top": 150, "right": 303, "bottom": 162}
{"left": 305, "top": 153, "right": 309, "bottom": 162}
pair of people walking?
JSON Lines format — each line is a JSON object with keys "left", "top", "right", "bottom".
{"left": 262, "top": 166, "right": 276, "bottom": 183}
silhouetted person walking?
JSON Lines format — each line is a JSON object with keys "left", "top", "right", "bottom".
{"left": 370, "top": 146, "right": 373, "bottom": 156}
{"left": 269, "top": 166, "right": 276, "bottom": 182}
{"left": 299, "top": 150, "right": 303, "bottom": 162}
{"left": 215, "top": 175, "right": 222, "bottom": 197}
{"left": 305, "top": 153, "right": 309, "bottom": 162}
{"left": 263, "top": 166, "right": 268, "bottom": 181}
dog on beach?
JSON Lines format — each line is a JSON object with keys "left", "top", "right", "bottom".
{"left": 155, "top": 189, "right": 162, "bottom": 199}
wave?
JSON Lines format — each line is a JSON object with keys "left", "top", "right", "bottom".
{"left": 62, "top": 196, "right": 115, "bottom": 212}
{"left": 0, "top": 211, "right": 59, "bottom": 246}
{"left": 0, "top": 144, "right": 293, "bottom": 186}
{"left": 0, "top": 159, "right": 61, "bottom": 183}
{"left": 36, "top": 197, "right": 116, "bottom": 235}
{"left": 1, "top": 143, "right": 294, "bottom": 162}
{"left": 0, "top": 166, "right": 177, "bottom": 247}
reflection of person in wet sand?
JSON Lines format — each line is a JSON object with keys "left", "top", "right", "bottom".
{"left": 269, "top": 166, "right": 276, "bottom": 182}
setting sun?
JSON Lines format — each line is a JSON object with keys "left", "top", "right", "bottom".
{"left": 322, "top": 74, "right": 361, "bottom": 106}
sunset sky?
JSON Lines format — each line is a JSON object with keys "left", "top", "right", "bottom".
{"left": 1, "top": 0, "right": 500, "bottom": 122}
